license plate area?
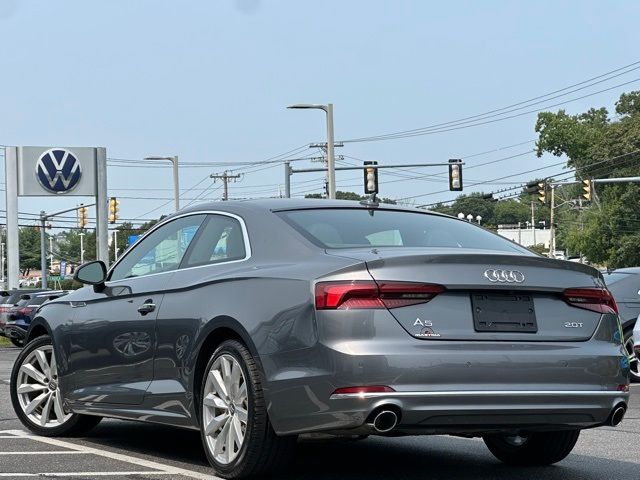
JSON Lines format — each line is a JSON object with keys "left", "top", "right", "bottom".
{"left": 471, "top": 293, "right": 537, "bottom": 333}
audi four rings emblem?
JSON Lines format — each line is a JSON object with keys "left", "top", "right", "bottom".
{"left": 483, "top": 269, "right": 525, "bottom": 283}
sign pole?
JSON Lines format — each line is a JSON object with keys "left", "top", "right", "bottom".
{"left": 95, "top": 148, "right": 109, "bottom": 266}
{"left": 5, "top": 147, "right": 20, "bottom": 290}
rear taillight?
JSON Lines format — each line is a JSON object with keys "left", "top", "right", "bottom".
{"left": 315, "top": 281, "right": 444, "bottom": 310}
{"left": 562, "top": 288, "right": 618, "bottom": 314}
{"left": 16, "top": 307, "right": 33, "bottom": 315}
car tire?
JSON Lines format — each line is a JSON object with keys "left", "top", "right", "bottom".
{"left": 623, "top": 326, "right": 640, "bottom": 383}
{"left": 10, "top": 335, "right": 102, "bottom": 437}
{"left": 10, "top": 337, "right": 24, "bottom": 348}
{"left": 199, "top": 339, "right": 297, "bottom": 479}
{"left": 483, "top": 430, "right": 580, "bottom": 466}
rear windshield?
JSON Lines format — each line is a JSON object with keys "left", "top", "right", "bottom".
{"left": 278, "top": 208, "right": 530, "bottom": 254}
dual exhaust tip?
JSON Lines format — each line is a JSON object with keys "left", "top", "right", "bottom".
{"left": 367, "top": 409, "right": 399, "bottom": 433}
{"left": 609, "top": 405, "right": 626, "bottom": 427}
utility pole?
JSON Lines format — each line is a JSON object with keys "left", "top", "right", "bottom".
{"left": 0, "top": 240, "right": 4, "bottom": 286}
{"left": 49, "top": 236, "right": 54, "bottom": 274}
{"left": 548, "top": 184, "right": 556, "bottom": 258}
{"left": 210, "top": 171, "right": 242, "bottom": 201}
{"left": 284, "top": 161, "right": 291, "bottom": 198}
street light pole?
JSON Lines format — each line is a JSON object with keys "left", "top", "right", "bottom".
{"left": 287, "top": 103, "right": 336, "bottom": 199}
{"left": 325, "top": 103, "right": 336, "bottom": 200}
{"left": 79, "top": 232, "right": 85, "bottom": 264}
{"left": 144, "top": 155, "right": 180, "bottom": 211}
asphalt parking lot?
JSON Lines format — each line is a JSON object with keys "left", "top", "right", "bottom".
{"left": 1, "top": 345, "right": 639, "bottom": 479}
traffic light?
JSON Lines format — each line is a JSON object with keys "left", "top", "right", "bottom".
{"left": 537, "top": 181, "right": 547, "bottom": 204}
{"left": 363, "top": 161, "right": 378, "bottom": 194}
{"left": 448, "top": 159, "right": 463, "bottom": 191}
{"left": 525, "top": 181, "right": 538, "bottom": 195}
{"left": 108, "top": 197, "right": 120, "bottom": 224}
{"left": 582, "top": 179, "right": 592, "bottom": 202}
{"left": 77, "top": 207, "right": 88, "bottom": 229}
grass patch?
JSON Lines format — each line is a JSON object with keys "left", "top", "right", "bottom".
{"left": 0, "top": 336, "right": 11, "bottom": 347}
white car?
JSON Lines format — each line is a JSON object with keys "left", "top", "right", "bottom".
{"left": 634, "top": 313, "right": 640, "bottom": 361}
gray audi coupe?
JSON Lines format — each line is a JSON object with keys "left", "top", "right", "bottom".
{"left": 11, "top": 199, "right": 629, "bottom": 478}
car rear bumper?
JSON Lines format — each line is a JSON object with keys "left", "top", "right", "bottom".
{"left": 324, "top": 389, "right": 629, "bottom": 435}
{"left": 262, "top": 309, "right": 629, "bottom": 436}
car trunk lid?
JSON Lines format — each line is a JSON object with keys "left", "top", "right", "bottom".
{"left": 328, "top": 247, "right": 610, "bottom": 342}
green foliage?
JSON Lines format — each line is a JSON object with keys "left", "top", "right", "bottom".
{"left": 19, "top": 227, "right": 42, "bottom": 276}
{"left": 527, "top": 244, "right": 547, "bottom": 256}
{"left": 493, "top": 200, "right": 531, "bottom": 225}
{"left": 305, "top": 191, "right": 396, "bottom": 204}
{"left": 535, "top": 90, "right": 640, "bottom": 267}
{"left": 58, "top": 230, "right": 96, "bottom": 264}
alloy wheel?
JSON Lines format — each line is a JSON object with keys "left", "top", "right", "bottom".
{"left": 624, "top": 333, "right": 640, "bottom": 381}
{"left": 202, "top": 353, "right": 249, "bottom": 465}
{"left": 15, "top": 345, "right": 72, "bottom": 428}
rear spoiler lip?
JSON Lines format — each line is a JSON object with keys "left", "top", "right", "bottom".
{"left": 327, "top": 248, "right": 602, "bottom": 279}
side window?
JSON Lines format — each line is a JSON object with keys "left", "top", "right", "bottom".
{"left": 110, "top": 215, "right": 206, "bottom": 281}
{"left": 182, "top": 214, "right": 247, "bottom": 267}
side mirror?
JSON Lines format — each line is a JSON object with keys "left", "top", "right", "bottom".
{"left": 73, "top": 261, "right": 107, "bottom": 291}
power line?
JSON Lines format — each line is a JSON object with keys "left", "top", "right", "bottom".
{"left": 341, "top": 60, "right": 640, "bottom": 143}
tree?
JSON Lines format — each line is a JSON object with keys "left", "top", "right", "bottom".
{"left": 493, "top": 200, "right": 531, "bottom": 226}
{"left": 305, "top": 191, "right": 396, "bottom": 204}
{"left": 58, "top": 230, "right": 97, "bottom": 264}
{"left": 449, "top": 193, "right": 497, "bottom": 226}
{"left": 19, "top": 227, "right": 42, "bottom": 276}
{"left": 535, "top": 91, "right": 640, "bottom": 267}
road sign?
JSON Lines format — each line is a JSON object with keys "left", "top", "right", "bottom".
{"left": 60, "top": 260, "right": 67, "bottom": 280}
{"left": 128, "top": 235, "right": 140, "bottom": 246}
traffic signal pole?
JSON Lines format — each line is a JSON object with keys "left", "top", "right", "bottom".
{"left": 39, "top": 203, "right": 95, "bottom": 289}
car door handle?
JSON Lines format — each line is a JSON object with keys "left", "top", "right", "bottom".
{"left": 137, "top": 302, "right": 156, "bottom": 315}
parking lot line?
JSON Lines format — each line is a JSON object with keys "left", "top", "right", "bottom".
{"left": 0, "top": 472, "right": 175, "bottom": 477}
{"left": 0, "top": 451, "right": 84, "bottom": 455}
{"left": 0, "top": 429, "right": 218, "bottom": 480}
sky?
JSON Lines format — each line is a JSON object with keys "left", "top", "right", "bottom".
{"left": 1, "top": 0, "right": 639, "bottom": 229}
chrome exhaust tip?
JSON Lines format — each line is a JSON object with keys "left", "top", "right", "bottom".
{"left": 610, "top": 405, "right": 626, "bottom": 427}
{"left": 368, "top": 410, "right": 398, "bottom": 433}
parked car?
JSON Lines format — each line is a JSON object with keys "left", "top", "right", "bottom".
{"left": 3, "top": 291, "right": 68, "bottom": 347}
{"left": 0, "top": 290, "right": 46, "bottom": 340}
{"left": 602, "top": 268, "right": 640, "bottom": 381}
{"left": 10, "top": 200, "right": 629, "bottom": 479}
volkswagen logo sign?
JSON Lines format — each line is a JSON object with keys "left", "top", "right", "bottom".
{"left": 483, "top": 269, "right": 525, "bottom": 283}
{"left": 35, "top": 148, "right": 82, "bottom": 194}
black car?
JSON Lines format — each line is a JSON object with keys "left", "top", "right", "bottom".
{"left": 4, "top": 291, "right": 68, "bottom": 347}
{"left": 0, "top": 290, "right": 46, "bottom": 343}
{"left": 603, "top": 268, "right": 640, "bottom": 380}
